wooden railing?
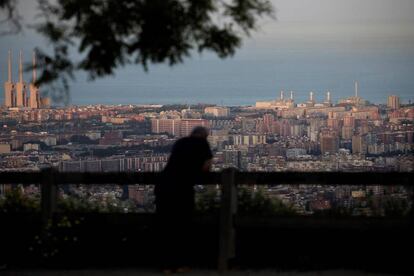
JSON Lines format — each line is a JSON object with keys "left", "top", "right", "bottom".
{"left": 0, "top": 169, "right": 413, "bottom": 271}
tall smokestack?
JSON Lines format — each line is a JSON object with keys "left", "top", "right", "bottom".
{"left": 4, "top": 50, "right": 14, "bottom": 107}
{"left": 354, "top": 81, "right": 358, "bottom": 97}
{"left": 326, "top": 91, "right": 331, "bottom": 102}
{"left": 280, "top": 90, "right": 284, "bottom": 100}
{"left": 32, "top": 51, "right": 37, "bottom": 83}
{"left": 15, "top": 50, "right": 26, "bottom": 107}
{"left": 19, "top": 50, "right": 23, "bottom": 83}
{"left": 29, "top": 50, "right": 40, "bottom": 109}
{"left": 310, "top": 91, "right": 314, "bottom": 102}
{"left": 8, "top": 49, "right": 12, "bottom": 82}
{"left": 290, "top": 91, "right": 294, "bottom": 100}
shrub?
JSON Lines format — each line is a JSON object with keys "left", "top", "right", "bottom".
{"left": 237, "top": 186, "right": 297, "bottom": 217}
{"left": 0, "top": 187, "right": 40, "bottom": 213}
{"left": 195, "top": 186, "right": 297, "bottom": 217}
{"left": 383, "top": 198, "right": 410, "bottom": 217}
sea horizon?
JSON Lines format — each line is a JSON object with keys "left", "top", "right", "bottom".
{"left": 3, "top": 46, "right": 411, "bottom": 107}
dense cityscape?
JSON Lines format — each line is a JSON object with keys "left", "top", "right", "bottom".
{"left": 1, "top": 1, "right": 414, "bottom": 273}
{"left": 1, "top": 56, "right": 413, "bottom": 216}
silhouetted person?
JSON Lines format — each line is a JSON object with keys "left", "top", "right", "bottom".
{"left": 154, "top": 127, "right": 212, "bottom": 272}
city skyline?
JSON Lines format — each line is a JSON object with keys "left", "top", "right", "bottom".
{"left": 0, "top": 2, "right": 413, "bottom": 273}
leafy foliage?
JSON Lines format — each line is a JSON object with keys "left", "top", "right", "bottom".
{"left": 69, "top": 134, "right": 98, "bottom": 144}
{"left": 313, "top": 207, "right": 353, "bottom": 218}
{"left": 237, "top": 186, "right": 297, "bottom": 216}
{"left": 195, "top": 186, "right": 297, "bottom": 217}
{"left": 0, "top": 187, "right": 138, "bottom": 213}
{"left": 0, "top": 0, "right": 21, "bottom": 34}
{"left": 195, "top": 188, "right": 221, "bottom": 215}
{"left": 58, "top": 194, "right": 137, "bottom": 213}
{"left": 383, "top": 198, "right": 410, "bottom": 217}
{"left": 0, "top": 187, "right": 40, "bottom": 213}
{"left": 0, "top": 0, "right": 274, "bottom": 103}
{"left": 28, "top": 215, "right": 84, "bottom": 260}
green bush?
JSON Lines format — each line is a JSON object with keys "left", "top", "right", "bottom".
{"left": 0, "top": 188, "right": 138, "bottom": 214}
{"left": 58, "top": 195, "right": 138, "bottom": 213}
{"left": 0, "top": 187, "right": 40, "bottom": 213}
{"left": 195, "top": 189, "right": 221, "bottom": 215}
{"left": 313, "top": 207, "right": 353, "bottom": 218}
{"left": 237, "top": 187, "right": 297, "bottom": 217}
{"left": 383, "top": 198, "right": 410, "bottom": 217}
{"left": 195, "top": 186, "right": 297, "bottom": 217}
{"left": 28, "top": 215, "right": 85, "bottom": 260}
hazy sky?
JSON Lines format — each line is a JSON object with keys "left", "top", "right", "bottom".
{"left": 10, "top": 0, "right": 414, "bottom": 25}
{"left": 1, "top": 0, "right": 414, "bottom": 105}
{"left": 3, "top": 0, "right": 413, "bottom": 52}
{"left": 273, "top": 0, "right": 414, "bottom": 23}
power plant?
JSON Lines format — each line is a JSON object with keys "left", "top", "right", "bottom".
{"left": 3, "top": 50, "right": 49, "bottom": 109}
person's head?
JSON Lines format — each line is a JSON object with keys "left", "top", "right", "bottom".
{"left": 190, "top": 126, "right": 209, "bottom": 139}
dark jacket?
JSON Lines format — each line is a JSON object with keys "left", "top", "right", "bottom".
{"left": 155, "top": 136, "right": 212, "bottom": 215}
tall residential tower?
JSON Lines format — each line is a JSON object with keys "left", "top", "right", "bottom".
{"left": 387, "top": 95, "right": 400, "bottom": 110}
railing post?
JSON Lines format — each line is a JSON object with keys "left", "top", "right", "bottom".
{"left": 41, "top": 168, "right": 57, "bottom": 229}
{"left": 410, "top": 185, "right": 414, "bottom": 225}
{"left": 218, "top": 168, "right": 238, "bottom": 272}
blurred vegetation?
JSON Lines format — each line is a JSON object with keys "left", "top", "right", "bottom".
{"left": 195, "top": 186, "right": 298, "bottom": 217}
{"left": 0, "top": 187, "right": 40, "bottom": 213}
{"left": 58, "top": 194, "right": 138, "bottom": 213}
{"left": 0, "top": 188, "right": 137, "bottom": 213}
{"left": 1, "top": 186, "right": 410, "bottom": 217}
{"left": 237, "top": 186, "right": 297, "bottom": 216}
{"left": 0, "top": 0, "right": 21, "bottom": 34}
{"left": 88, "top": 144, "right": 172, "bottom": 158}
{"left": 383, "top": 198, "right": 410, "bottom": 217}
{"left": 0, "top": 0, "right": 274, "bottom": 104}
{"left": 195, "top": 188, "right": 221, "bottom": 215}
{"left": 28, "top": 215, "right": 85, "bottom": 261}
{"left": 313, "top": 207, "right": 353, "bottom": 218}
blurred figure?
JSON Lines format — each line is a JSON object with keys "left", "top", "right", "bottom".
{"left": 155, "top": 127, "right": 212, "bottom": 272}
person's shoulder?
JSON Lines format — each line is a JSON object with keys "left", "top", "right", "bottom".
{"left": 189, "top": 136, "right": 209, "bottom": 145}
{"left": 171, "top": 137, "right": 196, "bottom": 152}
{"left": 175, "top": 136, "right": 209, "bottom": 148}
{"left": 176, "top": 136, "right": 195, "bottom": 143}
{"left": 177, "top": 136, "right": 203, "bottom": 144}
{"left": 173, "top": 137, "right": 190, "bottom": 147}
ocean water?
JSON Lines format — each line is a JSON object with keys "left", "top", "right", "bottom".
{"left": 67, "top": 47, "right": 414, "bottom": 106}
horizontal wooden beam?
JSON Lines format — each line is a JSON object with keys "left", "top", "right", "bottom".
{"left": 0, "top": 171, "right": 413, "bottom": 186}
{"left": 0, "top": 171, "right": 43, "bottom": 184}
